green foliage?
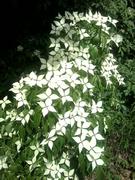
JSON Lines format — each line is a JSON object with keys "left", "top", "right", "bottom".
{"left": 0, "top": 10, "right": 125, "bottom": 179}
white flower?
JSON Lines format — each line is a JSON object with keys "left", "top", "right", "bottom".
{"left": 60, "top": 58, "right": 73, "bottom": 74}
{"left": 91, "top": 100, "right": 103, "bottom": 113}
{"left": 58, "top": 88, "right": 73, "bottom": 104}
{"left": 66, "top": 29, "right": 76, "bottom": 39}
{"left": 79, "top": 29, "right": 89, "bottom": 40}
{"left": 49, "top": 75, "right": 69, "bottom": 90}
{"left": 75, "top": 121, "right": 91, "bottom": 137}
{"left": 73, "top": 56, "right": 84, "bottom": 70}
{"left": 73, "top": 134, "right": 90, "bottom": 152}
{"left": 0, "top": 157, "right": 8, "bottom": 170}
{"left": 47, "top": 59, "right": 61, "bottom": 76}
{"left": 80, "top": 77, "right": 94, "bottom": 93}
{"left": 6, "top": 109, "right": 17, "bottom": 121}
{"left": 55, "top": 120, "right": 67, "bottom": 135}
{"left": 49, "top": 38, "right": 60, "bottom": 51}
{"left": 24, "top": 72, "right": 45, "bottom": 87}
{"left": 38, "top": 100, "right": 56, "bottom": 117}
{"left": 50, "top": 24, "right": 60, "bottom": 35}
{"left": 30, "top": 142, "right": 44, "bottom": 156}
{"left": 15, "top": 140, "right": 22, "bottom": 153}
{"left": 26, "top": 155, "right": 40, "bottom": 172}
{"left": 68, "top": 41, "right": 79, "bottom": 52}
{"left": 41, "top": 129, "right": 57, "bottom": 150}
{"left": 81, "top": 60, "right": 95, "bottom": 75}
{"left": 73, "top": 12, "right": 84, "bottom": 22}
{"left": 78, "top": 47, "right": 89, "bottom": 59}
{"left": 37, "top": 88, "right": 59, "bottom": 102}
{"left": 16, "top": 110, "right": 33, "bottom": 125}
{"left": 59, "top": 152, "right": 70, "bottom": 167}
{"left": 44, "top": 161, "right": 62, "bottom": 179}
{"left": 0, "top": 96, "right": 11, "bottom": 109}
{"left": 88, "top": 126, "right": 104, "bottom": 146}
{"left": 54, "top": 17, "right": 66, "bottom": 30}
{"left": 14, "top": 90, "right": 28, "bottom": 108}
{"left": 10, "top": 79, "right": 24, "bottom": 94}
{"left": 65, "top": 11, "right": 74, "bottom": 20}
{"left": 86, "top": 152, "right": 104, "bottom": 170}
{"left": 72, "top": 99, "right": 87, "bottom": 114}
{"left": 95, "top": 13, "right": 108, "bottom": 27}
{"left": 56, "top": 112, "right": 71, "bottom": 134}
{"left": 86, "top": 139, "right": 104, "bottom": 170}
{"left": 66, "top": 72, "right": 81, "bottom": 88}
{"left": 64, "top": 169, "right": 74, "bottom": 180}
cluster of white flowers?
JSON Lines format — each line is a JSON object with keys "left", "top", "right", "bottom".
{"left": 101, "top": 53, "right": 124, "bottom": 85}
{"left": 0, "top": 10, "right": 124, "bottom": 179}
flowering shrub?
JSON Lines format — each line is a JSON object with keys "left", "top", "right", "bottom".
{"left": 0, "top": 10, "right": 124, "bottom": 179}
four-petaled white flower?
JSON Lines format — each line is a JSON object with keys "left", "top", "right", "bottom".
{"left": 59, "top": 152, "right": 70, "bottom": 167}
{"left": 49, "top": 38, "right": 60, "bottom": 51}
{"left": 47, "top": 59, "right": 61, "bottom": 76}
{"left": 0, "top": 96, "right": 11, "bottom": 109}
{"left": 60, "top": 58, "right": 73, "bottom": 74}
{"left": 73, "top": 134, "right": 90, "bottom": 152}
{"left": 58, "top": 88, "right": 73, "bottom": 104}
{"left": 30, "top": 142, "right": 44, "bottom": 156}
{"left": 82, "top": 60, "right": 95, "bottom": 75}
{"left": 37, "top": 88, "right": 59, "bottom": 103}
{"left": 16, "top": 110, "right": 33, "bottom": 125}
{"left": 79, "top": 29, "right": 89, "bottom": 40}
{"left": 80, "top": 77, "right": 94, "bottom": 93}
{"left": 26, "top": 155, "right": 40, "bottom": 172}
{"left": 64, "top": 169, "right": 74, "bottom": 180}
{"left": 95, "top": 13, "right": 108, "bottom": 27}
{"left": 14, "top": 89, "right": 28, "bottom": 108}
{"left": 44, "top": 161, "right": 63, "bottom": 179}
{"left": 78, "top": 47, "right": 89, "bottom": 59}
{"left": 41, "top": 129, "right": 57, "bottom": 150}
{"left": 89, "top": 126, "right": 104, "bottom": 146}
{"left": 91, "top": 100, "right": 103, "bottom": 113}
{"left": 75, "top": 121, "right": 91, "bottom": 137}
{"left": 38, "top": 100, "right": 56, "bottom": 117}
{"left": 10, "top": 78, "right": 24, "bottom": 94}
{"left": 66, "top": 72, "right": 81, "bottom": 88}
{"left": 24, "top": 72, "right": 45, "bottom": 87}
{"left": 87, "top": 152, "right": 104, "bottom": 170}
{"left": 72, "top": 99, "right": 87, "bottom": 115}
{"left": 0, "top": 157, "right": 8, "bottom": 170}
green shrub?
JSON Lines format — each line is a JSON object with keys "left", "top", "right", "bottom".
{"left": 0, "top": 10, "right": 124, "bottom": 179}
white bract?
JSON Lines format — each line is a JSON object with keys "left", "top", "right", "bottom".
{"left": 80, "top": 77, "right": 94, "bottom": 93}
{"left": 0, "top": 96, "right": 11, "bottom": 109}
{"left": 38, "top": 100, "right": 56, "bottom": 117}
{"left": 24, "top": 72, "right": 45, "bottom": 87}
{"left": 91, "top": 100, "right": 103, "bottom": 113}
{"left": 73, "top": 134, "right": 91, "bottom": 152}
{"left": 0, "top": 157, "right": 8, "bottom": 170}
